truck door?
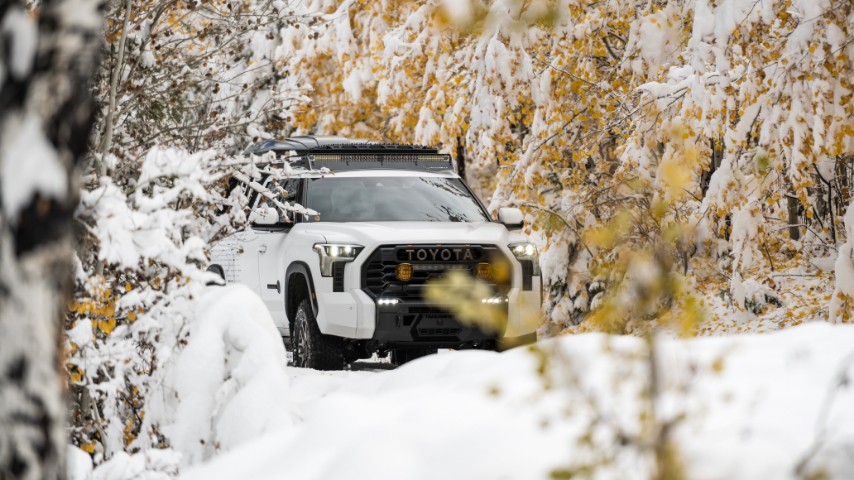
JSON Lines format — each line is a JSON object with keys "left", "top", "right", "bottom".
{"left": 255, "top": 177, "right": 301, "bottom": 336}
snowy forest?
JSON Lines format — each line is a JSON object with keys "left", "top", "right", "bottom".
{"left": 0, "top": 0, "right": 853, "bottom": 479}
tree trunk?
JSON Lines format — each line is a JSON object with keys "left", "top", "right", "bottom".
{"left": 787, "top": 193, "right": 801, "bottom": 241}
{"left": 0, "top": 1, "right": 103, "bottom": 479}
{"left": 456, "top": 135, "right": 467, "bottom": 180}
{"left": 700, "top": 137, "right": 723, "bottom": 196}
{"left": 97, "top": 0, "right": 133, "bottom": 164}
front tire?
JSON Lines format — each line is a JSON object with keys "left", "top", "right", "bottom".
{"left": 292, "top": 299, "right": 344, "bottom": 370}
{"left": 205, "top": 265, "right": 225, "bottom": 286}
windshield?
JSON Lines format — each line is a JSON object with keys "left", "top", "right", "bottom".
{"left": 305, "top": 176, "right": 490, "bottom": 222}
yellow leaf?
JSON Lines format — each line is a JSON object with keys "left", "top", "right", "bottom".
{"left": 660, "top": 154, "right": 691, "bottom": 200}
{"left": 69, "top": 366, "right": 84, "bottom": 383}
{"left": 97, "top": 318, "right": 116, "bottom": 334}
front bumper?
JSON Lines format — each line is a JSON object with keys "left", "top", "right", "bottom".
{"left": 373, "top": 301, "right": 498, "bottom": 346}
{"left": 314, "top": 279, "right": 541, "bottom": 343}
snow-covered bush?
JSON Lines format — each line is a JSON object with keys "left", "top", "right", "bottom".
{"left": 153, "top": 285, "right": 292, "bottom": 465}
{"left": 68, "top": 147, "right": 228, "bottom": 458}
{"left": 70, "top": 284, "right": 291, "bottom": 480}
{"left": 66, "top": 146, "right": 307, "bottom": 464}
{"left": 66, "top": 0, "right": 321, "bottom": 465}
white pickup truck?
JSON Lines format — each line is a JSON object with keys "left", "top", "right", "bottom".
{"left": 209, "top": 136, "right": 540, "bottom": 369}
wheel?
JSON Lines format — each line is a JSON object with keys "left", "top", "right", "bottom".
{"left": 205, "top": 265, "right": 225, "bottom": 286}
{"left": 391, "top": 347, "right": 437, "bottom": 366}
{"left": 292, "top": 299, "right": 344, "bottom": 370}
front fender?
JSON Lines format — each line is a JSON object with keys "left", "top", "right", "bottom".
{"left": 285, "top": 261, "right": 319, "bottom": 319}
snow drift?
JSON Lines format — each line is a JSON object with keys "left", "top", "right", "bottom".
{"left": 182, "top": 322, "right": 854, "bottom": 480}
{"left": 155, "top": 285, "right": 293, "bottom": 465}
{"left": 83, "top": 285, "right": 293, "bottom": 480}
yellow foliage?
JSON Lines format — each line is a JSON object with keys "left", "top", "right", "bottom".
{"left": 584, "top": 211, "right": 633, "bottom": 250}
{"left": 96, "top": 318, "right": 117, "bottom": 334}
{"left": 659, "top": 154, "right": 692, "bottom": 200}
{"left": 68, "top": 364, "right": 84, "bottom": 383}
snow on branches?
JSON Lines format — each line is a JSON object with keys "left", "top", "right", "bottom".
{"left": 92, "top": 0, "right": 312, "bottom": 164}
{"left": 67, "top": 146, "right": 309, "bottom": 463}
{"left": 273, "top": 0, "right": 852, "bottom": 331}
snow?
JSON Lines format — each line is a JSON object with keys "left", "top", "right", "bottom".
{"left": 80, "top": 148, "right": 218, "bottom": 270}
{"left": 636, "top": 5, "right": 682, "bottom": 69}
{"left": 0, "top": 112, "right": 68, "bottom": 221}
{"left": 68, "top": 279, "right": 292, "bottom": 475}
{"left": 68, "top": 445, "right": 94, "bottom": 480}
{"left": 440, "top": 0, "right": 476, "bottom": 26}
{"left": 56, "top": 0, "right": 105, "bottom": 30}
{"left": 140, "top": 51, "right": 155, "bottom": 68}
{"left": 66, "top": 318, "right": 94, "bottom": 348}
{"left": 151, "top": 285, "right": 292, "bottom": 466}
{"left": 170, "top": 323, "right": 854, "bottom": 480}
{"left": 0, "top": 7, "right": 37, "bottom": 80}
{"left": 91, "top": 449, "right": 180, "bottom": 480}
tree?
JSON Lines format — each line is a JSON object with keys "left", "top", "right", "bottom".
{"left": 91, "top": 0, "right": 311, "bottom": 163}
{"left": 0, "top": 0, "right": 103, "bottom": 478}
{"left": 64, "top": 0, "right": 318, "bottom": 461}
{"left": 278, "top": 0, "right": 852, "bottom": 331}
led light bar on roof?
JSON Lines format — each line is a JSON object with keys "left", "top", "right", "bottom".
{"left": 307, "top": 153, "right": 453, "bottom": 172}
{"left": 245, "top": 137, "right": 457, "bottom": 172}
{"left": 310, "top": 154, "right": 449, "bottom": 162}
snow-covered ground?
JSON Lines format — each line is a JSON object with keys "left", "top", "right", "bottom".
{"left": 184, "top": 294, "right": 853, "bottom": 479}
{"left": 73, "top": 286, "right": 854, "bottom": 479}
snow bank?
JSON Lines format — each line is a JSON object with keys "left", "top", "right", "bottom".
{"left": 90, "top": 449, "right": 180, "bottom": 480}
{"left": 183, "top": 323, "right": 854, "bottom": 480}
{"left": 153, "top": 285, "right": 293, "bottom": 466}
{"left": 68, "top": 445, "right": 94, "bottom": 480}
{"left": 85, "top": 284, "right": 293, "bottom": 480}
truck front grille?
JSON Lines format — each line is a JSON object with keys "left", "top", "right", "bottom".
{"left": 361, "top": 244, "right": 507, "bottom": 302}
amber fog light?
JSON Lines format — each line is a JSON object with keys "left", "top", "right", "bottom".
{"left": 396, "top": 263, "right": 413, "bottom": 282}
{"left": 475, "top": 262, "right": 493, "bottom": 280}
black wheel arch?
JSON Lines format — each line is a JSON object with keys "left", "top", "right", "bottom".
{"left": 285, "top": 262, "right": 319, "bottom": 324}
{"left": 206, "top": 264, "right": 226, "bottom": 286}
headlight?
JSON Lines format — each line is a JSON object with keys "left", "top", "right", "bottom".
{"left": 510, "top": 243, "right": 537, "bottom": 258}
{"left": 313, "top": 243, "right": 364, "bottom": 277}
{"left": 508, "top": 242, "right": 541, "bottom": 276}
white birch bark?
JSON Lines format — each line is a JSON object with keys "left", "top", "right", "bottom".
{"left": 0, "top": 0, "right": 103, "bottom": 478}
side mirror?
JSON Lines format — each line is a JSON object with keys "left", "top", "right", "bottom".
{"left": 249, "top": 206, "right": 280, "bottom": 226}
{"left": 498, "top": 207, "right": 524, "bottom": 230}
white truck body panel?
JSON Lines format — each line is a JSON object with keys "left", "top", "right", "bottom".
{"left": 209, "top": 169, "right": 541, "bottom": 341}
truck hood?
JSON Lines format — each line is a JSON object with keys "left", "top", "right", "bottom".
{"left": 302, "top": 222, "right": 528, "bottom": 247}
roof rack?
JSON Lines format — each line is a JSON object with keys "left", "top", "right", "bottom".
{"left": 245, "top": 136, "right": 455, "bottom": 172}
{"left": 245, "top": 136, "right": 368, "bottom": 155}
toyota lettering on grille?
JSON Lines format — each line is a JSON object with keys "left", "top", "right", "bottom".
{"left": 403, "top": 247, "right": 475, "bottom": 262}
